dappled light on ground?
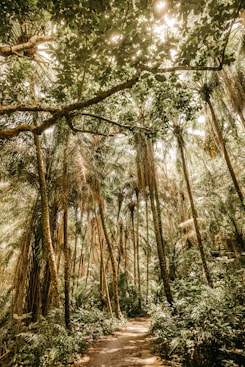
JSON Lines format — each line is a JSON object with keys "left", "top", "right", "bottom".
{"left": 72, "top": 317, "right": 169, "bottom": 367}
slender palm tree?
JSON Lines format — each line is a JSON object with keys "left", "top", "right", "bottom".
{"left": 62, "top": 130, "right": 71, "bottom": 330}
{"left": 135, "top": 132, "right": 174, "bottom": 307}
{"left": 201, "top": 84, "right": 245, "bottom": 210}
{"left": 174, "top": 124, "right": 213, "bottom": 288}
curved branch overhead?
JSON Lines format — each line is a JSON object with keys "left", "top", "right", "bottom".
{"left": 0, "top": 0, "right": 243, "bottom": 140}
{"left": 0, "top": 35, "right": 54, "bottom": 57}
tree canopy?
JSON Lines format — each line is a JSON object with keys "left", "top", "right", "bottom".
{"left": 0, "top": 1, "right": 245, "bottom": 366}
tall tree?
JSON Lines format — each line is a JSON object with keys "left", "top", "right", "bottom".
{"left": 62, "top": 130, "right": 71, "bottom": 330}
{"left": 135, "top": 132, "right": 174, "bottom": 307}
{"left": 174, "top": 125, "right": 213, "bottom": 288}
{"left": 33, "top": 132, "right": 60, "bottom": 308}
{"left": 202, "top": 84, "right": 245, "bottom": 210}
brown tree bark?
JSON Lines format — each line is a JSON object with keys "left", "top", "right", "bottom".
{"left": 13, "top": 201, "right": 37, "bottom": 319}
{"left": 145, "top": 194, "right": 150, "bottom": 303}
{"left": 136, "top": 190, "right": 142, "bottom": 309}
{"left": 63, "top": 131, "right": 71, "bottom": 329}
{"left": 0, "top": 35, "right": 53, "bottom": 57}
{"left": 128, "top": 200, "right": 137, "bottom": 288}
{"left": 34, "top": 133, "right": 60, "bottom": 308}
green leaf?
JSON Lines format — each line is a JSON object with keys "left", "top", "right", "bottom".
{"left": 155, "top": 74, "right": 167, "bottom": 82}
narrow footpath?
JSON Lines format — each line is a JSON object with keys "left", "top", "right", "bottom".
{"left": 72, "top": 317, "right": 168, "bottom": 367}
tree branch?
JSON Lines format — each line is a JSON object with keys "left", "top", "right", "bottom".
{"left": 0, "top": 104, "right": 61, "bottom": 115}
{"left": 63, "top": 73, "right": 141, "bottom": 113}
{"left": 0, "top": 60, "right": 228, "bottom": 140}
{"left": 0, "top": 124, "right": 34, "bottom": 139}
{"left": 80, "top": 113, "right": 134, "bottom": 130}
{"left": 66, "top": 115, "right": 118, "bottom": 136}
{"left": 70, "top": 126, "right": 118, "bottom": 137}
{"left": 0, "top": 35, "right": 54, "bottom": 57}
{"left": 80, "top": 112, "right": 152, "bottom": 133}
{"left": 141, "top": 64, "right": 222, "bottom": 74}
{"left": 0, "top": 73, "right": 141, "bottom": 117}
{"left": 33, "top": 114, "right": 62, "bottom": 135}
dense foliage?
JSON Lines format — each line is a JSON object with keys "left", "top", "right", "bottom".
{"left": 0, "top": 306, "right": 123, "bottom": 366}
{"left": 0, "top": 0, "right": 244, "bottom": 366}
{"left": 152, "top": 266, "right": 245, "bottom": 366}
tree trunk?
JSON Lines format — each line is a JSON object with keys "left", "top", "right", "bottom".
{"left": 77, "top": 204, "right": 85, "bottom": 284}
{"left": 129, "top": 201, "right": 137, "bottom": 288}
{"left": 34, "top": 133, "right": 60, "bottom": 308}
{"left": 149, "top": 190, "right": 174, "bottom": 306}
{"left": 98, "top": 224, "right": 113, "bottom": 317}
{"left": 25, "top": 238, "right": 41, "bottom": 323}
{"left": 13, "top": 200, "right": 37, "bottom": 319}
{"left": 145, "top": 194, "right": 150, "bottom": 303}
{"left": 71, "top": 205, "right": 78, "bottom": 296}
{"left": 135, "top": 133, "right": 174, "bottom": 308}
{"left": 63, "top": 131, "right": 71, "bottom": 330}
{"left": 136, "top": 191, "right": 142, "bottom": 310}
{"left": 176, "top": 131, "right": 213, "bottom": 288}
{"left": 117, "top": 220, "right": 124, "bottom": 274}
{"left": 147, "top": 141, "right": 174, "bottom": 307}
{"left": 207, "top": 98, "right": 245, "bottom": 210}
{"left": 99, "top": 200, "right": 122, "bottom": 319}
{"left": 124, "top": 227, "right": 129, "bottom": 289}
{"left": 41, "top": 262, "right": 51, "bottom": 316}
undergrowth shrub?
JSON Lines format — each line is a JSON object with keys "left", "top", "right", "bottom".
{"left": 117, "top": 273, "right": 147, "bottom": 317}
{"left": 119, "top": 285, "right": 147, "bottom": 317}
{"left": 151, "top": 268, "right": 245, "bottom": 367}
{"left": 0, "top": 307, "right": 123, "bottom": 367}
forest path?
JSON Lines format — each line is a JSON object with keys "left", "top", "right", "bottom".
{"left": 72, "top": 317, "right": 169, "bottom": 367}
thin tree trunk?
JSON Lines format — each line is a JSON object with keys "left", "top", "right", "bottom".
{"left": 124, "top": 227, "right": 129, "bottom": 289}
{"left": 99, "top": 200, "right": 122, "bottom": 319}
{"left": 41, "top": 263, "right": 51, "bottom": 316}
{"left": 85, "top": 237, "right": 93, "bottom": 287}
{"left": 71, "top": 205, "right": 78, "bottom": 296}
{"left": 25, "top": 238, "right": 41, "bottom": 323}
{"left": 56, "top": 225, "right": 63, "bottom": 275}
{"left": 97, "top": 217, "right": 113, "bottom": 317}
{"left": 136, "top": 191, "right": 142, "bottom": 309}
{"left": 63, "top": 131, "right": 71, "bottom": 330}
{"left": 176, "top": 131, "right": 213, "bottom": 288}
{"left": 34, "top": 133, "right": 60, "bottom": 308}
{"left": 135, "top": 133, "right": 174, "bottom": 308}
{"left": 129, "top": 201, "right": 137, "bottom": 288}
{"left": 207, "top": 98, "right": 245, "bottom": 210}
{"left": 117, "top": 220, "right": 124, "bottom": 274}
{"left": 149, "top": 190, "right": 174, "bottom": 306}
{"left": 147, "top": 141, "right": 174, "bottom": 307}
{"left": 145, "top": 194, "right": 150, "bottom": 303}
{"left": 77, "top": 205, "right": 86, "bottom": 284}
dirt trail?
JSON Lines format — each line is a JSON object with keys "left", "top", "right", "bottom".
{"left": 73, "top": 317, "right": 168, "bottom": 367}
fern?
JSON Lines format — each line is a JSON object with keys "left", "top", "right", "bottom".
{"left": 151, "top": 268, "right": 245, "bottom": 367}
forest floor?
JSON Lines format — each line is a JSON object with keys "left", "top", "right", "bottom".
{"left": 71, "top": 317, "right": 171, "bottom": 367}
